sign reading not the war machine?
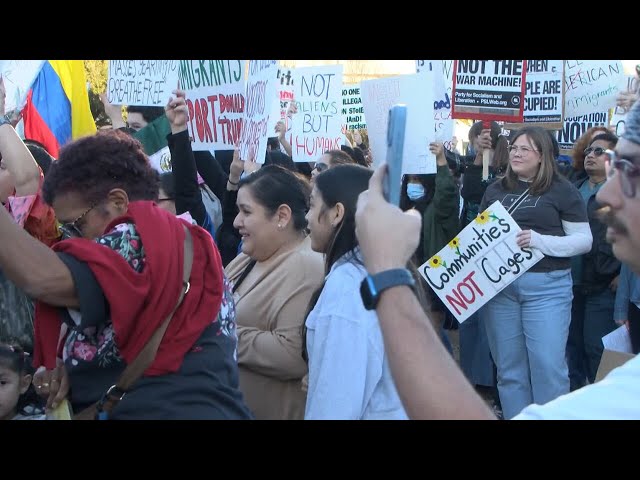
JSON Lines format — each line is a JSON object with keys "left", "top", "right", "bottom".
{"left": 107, "top": 60, "right": 179, "bottom": 107}
{"left": 452, "top": 60, "right": 527, "bottom": 123}
{"left": 419, "top": 201, "right": 544, "bottom": 323}
{"left": 179, "top": 60, "right": 246, "bottom": 151}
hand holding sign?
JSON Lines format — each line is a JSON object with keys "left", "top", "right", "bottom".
{"left": 516, "top": 230, "right": 532, "bottom": 248}
{"left": 275, "top": 120, "right": 286, "bottom": 140}
{"left": 100, "top": 92, "right": 125, "bottom": 129}
{"left": 428, "top": 142, "right": 446, "bottom": 166}
{"left": 165, "top": 88, "right": 189, "bottom": 134}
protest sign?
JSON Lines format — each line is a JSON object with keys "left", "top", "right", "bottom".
{"left": 419, "top": 201, "right": 544, "bottom": 322}
{"left": 239, "top": 60, "right": 279, "bottom": 164}
{"left": 452, "top": 60, "right": 527, "bottom": 122}
{"left": 504, "top": 60, "right": 564, "bottom": 130}
{"left": 268, "top": 67, "right": 295, "bottom": 137}
{"left": 342, "top": 83, "right": 367, "bottom": 131}
{"left": 564, "top": 60, "right": 624, "bottom": 118}
{"left": 610, "top": 74, "right": 640, "bottom": 137}
{"left": 178, "top": 60, "right": 245, "bottom": 151}
{"left": 290, "top": 65, "right": 343, "bottom": 162}
{"left": 0, "top": 60, "right": 44, "bottom": 112}
{"left": 107, "top": 60, "right": 179, "bottom": 107}
{"left": 416, "top": 60, "right": 454, "bottom": 150}
{"left": 361, "top": 73, "right": 436, "bottom": 174}
{"left": 556, "top": 111, "right": 609, "bottom": 152}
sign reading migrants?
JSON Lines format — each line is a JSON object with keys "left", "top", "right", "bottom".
{"left": 342, "top": 83, "right": 366, "bottom": 131}
{"left": 505, "top": 60, "right": 564, "bottom": 129}
{"left": 290, "top": 65, "right": 343, "bottom": 162}
{"left": 416, "top": 60, "right": 454, "bottom": 150}
{"left": 452, "top": 60, "right": 527, "bottom": 122}
{"left": 178, "top": 60, "right": 245, "bottom": 151}
{"left": 564, "top": 60, "right": 624, "bottom": 118}
{"left": 610, "top": 74, "right": 640, "bottom": 137}
{"left": 239, "top": 60, "right": 278, "bottom": 164}
{"left": 0, "top": 60, "right": 44, "bottom": 112}
{"left": 361, "top": 73, "right": 436, "bottom": 174}
{"left": 556, "top": 111, "right": 610, "bottom": 151}
{"left": 107, "top": 60, "right": 179, "bottom": 107}
{"left": 419, "top": 201, "right": 544, "bottom": 323}
{"left": 269, "top": 67, "right": 295, "bottom": 136}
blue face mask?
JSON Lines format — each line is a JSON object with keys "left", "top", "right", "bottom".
{"left": 407, "top": 183, "right": 425, "bottom": 201}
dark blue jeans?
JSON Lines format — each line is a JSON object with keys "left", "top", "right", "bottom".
{"left": 567, "top": 288, "right": 617, "bottom": 390}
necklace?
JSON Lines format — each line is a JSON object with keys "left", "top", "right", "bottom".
{"left": 588, "top": 178, "right": 606, "bottom": 188}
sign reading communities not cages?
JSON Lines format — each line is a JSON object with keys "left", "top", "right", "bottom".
{"left": 419, "top": 201, "right": 544, "bottom": 323}
{"left": 107, "top": 60, "right": 179, "bottom": 106}
{"left": 452, "top": 60, "right": 527, "bottom": 122}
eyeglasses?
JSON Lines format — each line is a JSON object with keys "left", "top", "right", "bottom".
{"left": 605, "top": 149, "right": 640, "bottom": 198}
{"left": 158, "top": 197, "right": 174, "bottom": 202}
{"left": 584, "top": 146, "right": 607, "bottom": 157}
{"left": 314, "top": 163, "right": 329, "bottom": 173}
{"left": 508, "top": 145, "right": 540, "bottom": 155}
{"left": 58, "top": 203, "right": 97, "bottom": 239}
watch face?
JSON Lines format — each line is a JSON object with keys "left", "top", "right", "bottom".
{"left": 360, "top": 277, "right": 376, "bottom": 310}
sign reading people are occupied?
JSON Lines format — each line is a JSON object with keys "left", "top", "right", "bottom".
{"left": 107, "top": 60, "right": 179, "bottom": 106}
{"left": 179, "top": 60, "right": 246, "bottom": 151}
{"left": 419, "top": 201, "right": 544, "bottom": 323}
{"left": 451, "top": 60, "right": 527, "bottom": 122}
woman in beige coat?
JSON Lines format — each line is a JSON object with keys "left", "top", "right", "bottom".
{"left": 225, "top": 165, "right": 324, "bottom": 420}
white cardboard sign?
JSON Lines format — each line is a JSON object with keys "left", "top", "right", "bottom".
{"left": 419, "top": 201, "right": 544, "bottom": 322}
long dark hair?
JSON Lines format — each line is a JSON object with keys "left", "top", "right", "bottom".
{"left": 303, "top": 165, "right": 372, "bottom": 362}
{"left": 238, "top": 165, "right": 311, "bottom": 233}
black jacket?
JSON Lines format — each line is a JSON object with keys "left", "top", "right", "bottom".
{"left": 574, "top": 177, "right": 621, "bottom": 294}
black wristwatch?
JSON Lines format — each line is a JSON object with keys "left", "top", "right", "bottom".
{"left": 360, "top": 268, "right": 416, "bottom": 310}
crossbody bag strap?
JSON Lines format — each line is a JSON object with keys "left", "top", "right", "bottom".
{"left": 75, "top": 226, "right": 194, "bottom": 420}
{"left": 507, "top": 188, "right": 530, "bottom": 215}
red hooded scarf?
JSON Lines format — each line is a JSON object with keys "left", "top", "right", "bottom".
{"left": 33, "top": 201, "right": 223, "bottom": 376}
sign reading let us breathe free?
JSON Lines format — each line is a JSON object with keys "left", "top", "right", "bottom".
{"left": 419, "top": 201, "right": 544, "bottom": 323}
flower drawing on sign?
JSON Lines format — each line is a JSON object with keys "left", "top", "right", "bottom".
{"left": 428, "top": 255, "right": 445, "bottom": 269}
{"left": 448, "top": 237, "right": 461, "bottom": 255}
{"left": 475, "top": 209, "right": 500, "bottom": 225}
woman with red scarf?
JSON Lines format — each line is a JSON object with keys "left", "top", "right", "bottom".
{"left": 0, "top": 129, "right": 252, "bottom": 419}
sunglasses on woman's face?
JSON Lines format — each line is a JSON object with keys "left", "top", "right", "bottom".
{"left": 584, "top": 146, "right": 608, "bottom": 157}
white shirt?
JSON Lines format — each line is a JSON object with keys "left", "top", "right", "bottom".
{"left": 304, "top": 251, "right": 408, "bottom": 420}
{"left": 514, "top": 355, "right": 640, "bottom": 420}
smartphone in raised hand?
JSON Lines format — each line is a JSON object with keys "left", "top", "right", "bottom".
{"left": 383, "top": 104, "right": 407, "bottom": 206}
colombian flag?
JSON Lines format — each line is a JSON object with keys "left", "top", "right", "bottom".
{"left": 22, "top": 60, "right": 96, "bottom": 158}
